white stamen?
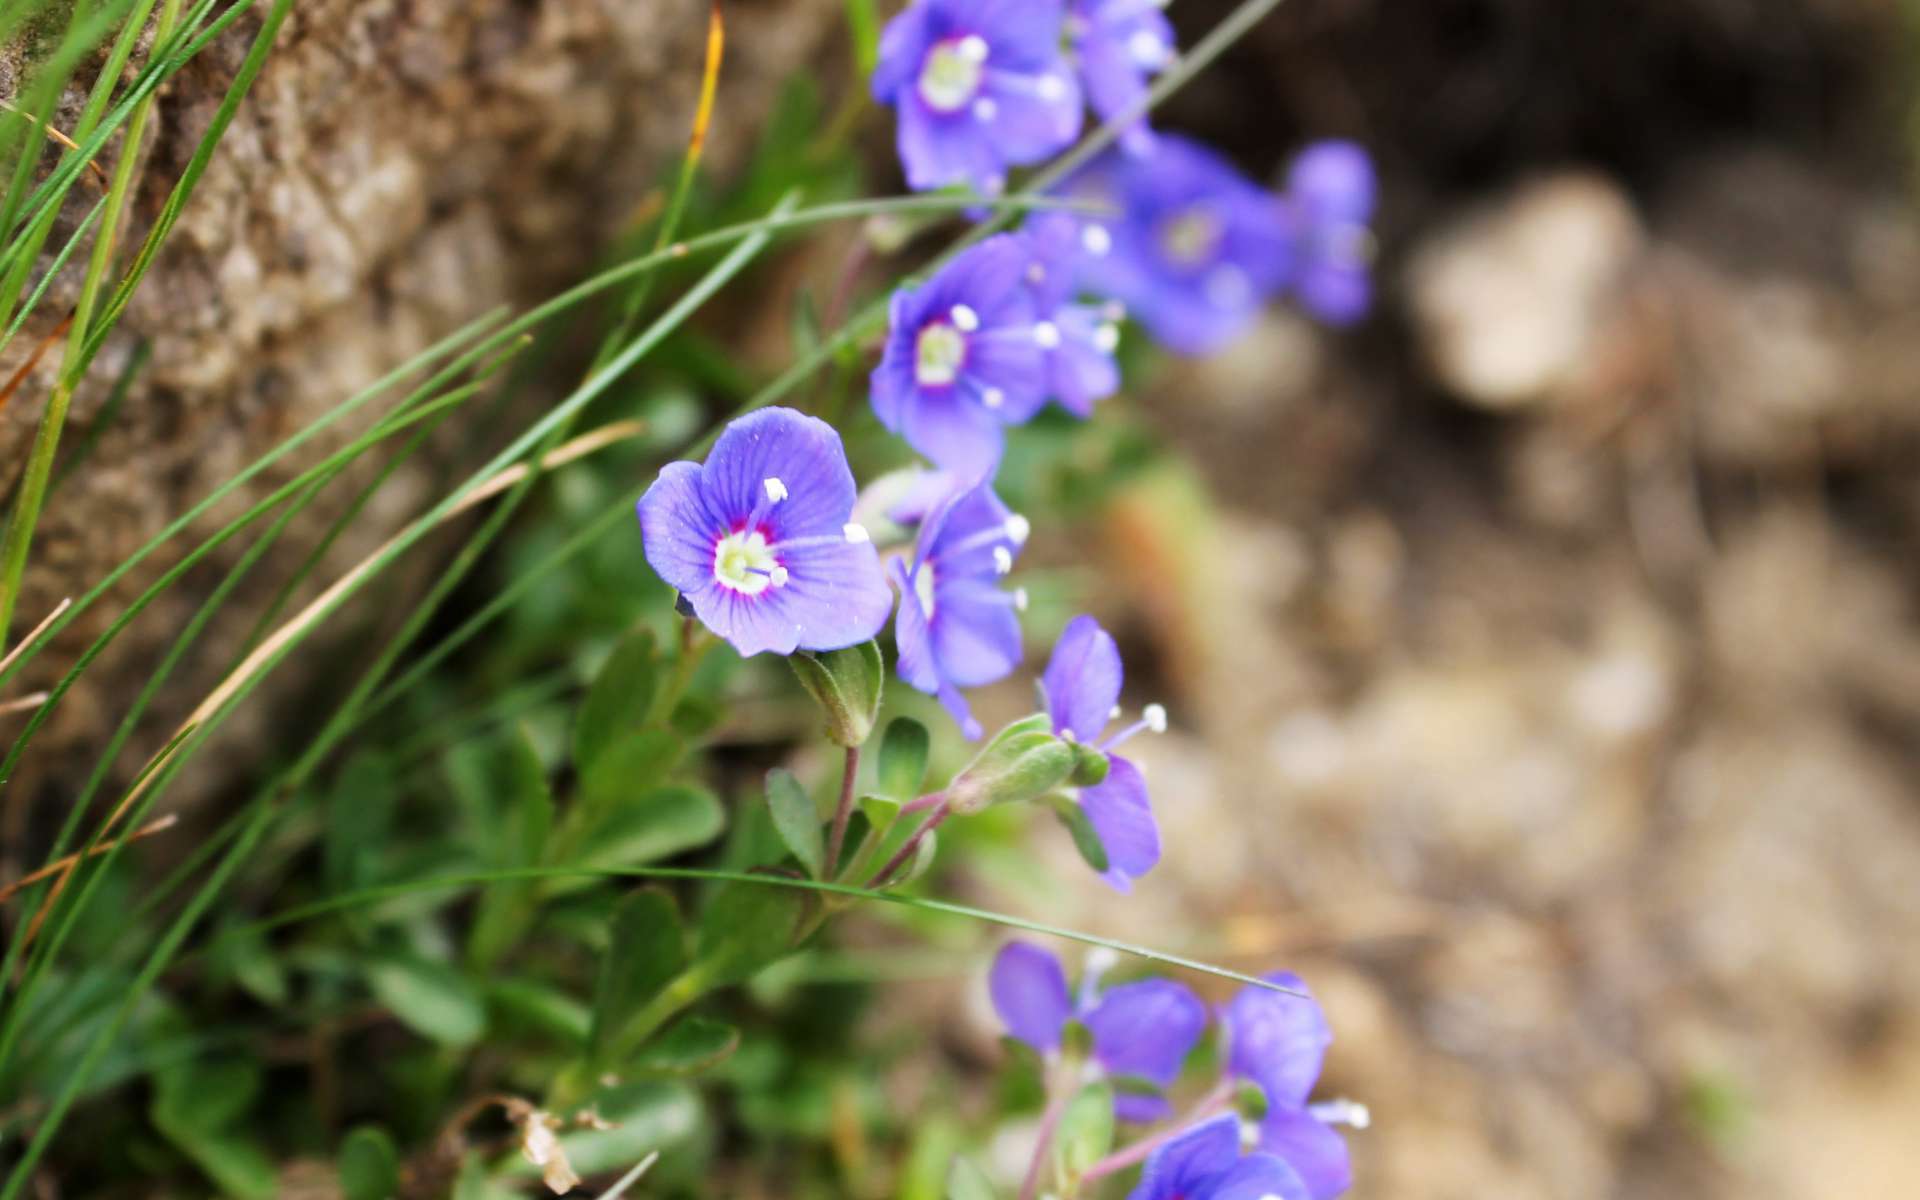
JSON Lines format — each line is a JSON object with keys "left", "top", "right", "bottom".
{"left": 769, "top": 565, "right": 790, "bottom": 587}
{"left": 843, "top": 523, "right": 871, "bottom": 544}
{"left": 993, "top": 545, "right": 1013, "bottom": 575}
{"left": 1109, "top": 705, "right": 1122, "bottom": 720}
{"left": 950, "top": 304, "right": 980, "bottom": 332}
{"left": 982, "top": 386, "right": 1005, "bottom": 409}
{"left": 1036, "top": 73, "right": 1067, "bottom": 101}
{"left": 1026, "top": 262, "right": 1047, "bottom": 284}
{"left": 1084, "top": 946, "right": 1120, "bottom": 977}
{"left": 972, "top": 96, "right": 998, "bottom": 122}
{"left": 1101, "top": 299, "right": 1127, "bottom": 322}
{"left": 1309, "top": 1099, "right": 1372, "bottom": 1129}
{"left": 1033, "top": 321, "right": 1060, "bottom": 348}
{"left": 1013, "top": 587, "right": 1029, "bottom": 611}
{"left": 957, "top": 34, "right": 989, "bottom": 62}
{"left": 1093, "top": 323, "right": 1120, "bottom": 353}
{"left": 1081, "top": 224, "right": 1113, "bottom": 256}
{"left": 1128, "top": 29, "right": 1168, "bottom": 66}
{"left": 983, "top": 173, "right": 1007, "bottom": 196}
{"left": 1004, "top": 513, "right": 1031, "bottom": 544}
{"left": 1060, "top": 728, "right": 1077, "bottom": 743}
{"left": 1144, "top": 703, "right": 1168, "bottom": 733}
{"left": 762, "top": 476, "right": 788, "bottom": 503}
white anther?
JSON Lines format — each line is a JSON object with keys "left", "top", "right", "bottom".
{"left": 1310, "top": 1099, "right": 1372, "bottom": 1129}
{"left": 1084, "top": 946, "right": 1119, "bottom": 976}
{"left": 1036, "top": 73, "right": 1066, "bottom": 101}
{"left": 1128, "top": 29, "right": 1169, "bottom": 65}
{"left": 993, "top": 545, "right": 1014, "bottom": 575}
{"left": 1101, "top": 299, "right": 1127, "bottom": 322}
{"left": 984, "top": 173, "right": 1007, "bottom": 195}
{"left": 1033, "top": 321, "right": 1060, "bottom": 348}
{"left": 982, "top": 386, "right": 1006, "bottom": 409}
{"left": 1060, "top": 728, "right": 1077, "bottom": 743}
{"left": 762, "top": 476, "right": 788, "bottom": 503}
{"left": 1110, "top": 705, "right": 1122, "bottom": 720}
{"left": 1026, "top": 262, "right": 1047, "bottom": 284}
{"left": 950, "top": 303, "right": 980, "bottom": 332}
{"left": 1013, "top": 587, "right": 1029, "bottom": 612}
{"left": 958, "top": 34, "right": 989, "bottom": 62}
{"left": 1144, "top": 703, "right": 1168, "bottom": 733}
{"left": 843, "top": 523, "right": 871, "bottom": 544}
{"left": 1004, "top": 513, "right": 1031, "bottom": 544}
{"left": 1093, "top": 323, "right": 1120, "bottom": 352}
{"left": 1081, "top": 224, "right": 1113, "bottom": 256}
{"left": 972, "top": 96, "right": 999, "bottom": 122}
{"left": 769, "top": 565, "right": 790, "bottom": 587}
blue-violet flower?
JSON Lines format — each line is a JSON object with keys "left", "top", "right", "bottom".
{"left": 1042, "top": 614, "right": 1165, "bottom": 891}
{"left": 891, "top": 472, "right": 1030, "bottom": 738}
{"left": 1068, "top": 0, "right": 1177, "bottom": 155}
{"left": 1283, "top": 140, "right": 1377, "bottom": 327}
{"left": 1223, "top": 973, "right": 1365, "bottom": 1200}
{"left": 872, "top": 0, "right": 1083, "bottom": 196}
{"left": 1069, "top": 135, "right": 1291, "bottom": 355}
{"left": 636, "top": 407, "right": 892, "bottom": 657}
{"left": 1022, "top": 212, "right": 1123, "bottom": 417}
{"left": 871, "top": 235, "right": 1052, "bottom": 476}
{"left": 1128, "top": 1114, "right": 1310, "bottom": 1200}
{"left": 990, "top": 941, "right": 1206, "bottom": 1123}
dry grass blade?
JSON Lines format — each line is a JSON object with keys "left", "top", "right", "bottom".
{"left": 0, "top": 813, "right": 177, "bottom": 903}
{"left": 0, "top": 597, "right": 70, "bottom": 678}
{"left": 0, "top": 691, "right": 48, "bottom": 716}
{"left": 595, "top": 1152, "right": 661, "bottom": 1200}
{"left": 0, "top": 102, "right": 109, "bottom": 186}
{"left": 0, "top": 311, "right": 73, "bottom": 422}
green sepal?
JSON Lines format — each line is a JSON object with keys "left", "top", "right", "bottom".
{"left": 948, "top": 714, "right": 1076, "bottom": 813}
{"left": 1047, "top": 794, "right": 1110, "bottom": 874}
{"left": 789, "top": 640, "right": 885, "bottom": 746}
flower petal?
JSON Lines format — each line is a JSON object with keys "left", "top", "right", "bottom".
{"left": 977, "top": 69, "right": 1083, "bottom": 164}
{"left": 931, "top": 578, "right": 1024, "bottom": 688}
{"left": 871, "top": 1, "right": 933, "bottom": 102}
{"left": 1296, "top": 259, "right": 1370, "bottom": 327}
{"left": 637, "top": 460, "right": 722, "bottom": 596}
{"left": 900, "top": 384, "right": 1006, "bottom": 477}
{"left": 1127, "top": 1115, "right": 1243, "bottom": 1200}
{"left": 1260, "top": 1109, "right": 1352, "bottom": 1200}
{"left": 891, "top": 556, "right": 941, "bottom": 694}
{"left": 763, "top": 537, "right": 894, "bottom": 652}
{"left": 1224, "top": 972, "right": 1332, "bottom": 1111}
{"left": 989, "top": 941, "right": 1073, "bottom": 1053}
{"left": 1288, "top": 140, "right": 1376, "bottom": 226}
{"left": 1209, "top": 1153, "right": 1313, "bottom": 1200}
{"left": 1080, "top": 755, "right": 1160, "bottom": 892}
{"left": 1086, "top": 978, "right": 1207, "bottom": 1088}
{"left": 699, "top": 407, "right": 858, "bottom": 542}
{"left": 1042, "top": 615, "right": 1123, "bottom": 741}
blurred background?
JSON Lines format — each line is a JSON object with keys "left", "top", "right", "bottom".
{"left": 4, "top": 0, "right": 1919, "bottom": 1196}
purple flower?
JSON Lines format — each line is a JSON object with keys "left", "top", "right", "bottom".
{"left": 637, "top": 408, "right": 893, "bottom": 657}
{"left": 1223, "top": 974, "right": 1362, "bottom": 1200}
{"left": 872, "top": 0, "right": 1084, "bottom": 197}
{"left": 1283, "top": 140, "right": 1377, "bottom": 326}
{"left": 1021, "top": 213, "right": 1123, "bottom": 417}
{"left": 1067, "top": 136, "right": 1291, "bottom": 355}
{"left": 871, "top": 235, "right": 1057, "bottom": 477}
{"left": 1068, "top": 0, "right": 1177, "bottom": 155}
{"left": 1128, "top": 1115, "right": 1310, "bottom": 1200}
{"left": 891, "top": 472, "right": 1030, "bottom": 738}
{"left": 1041, "top": 615, "right": 1165, "bottom": 891}
{"left": 990, "top": 941, "right": 1207, "bottom": 1123}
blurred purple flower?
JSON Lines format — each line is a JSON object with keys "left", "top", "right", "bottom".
{"left": 871, "top": 235, "right": 1054, "bottom": 476}
{"left": 1128, "top": 1114, "right": 1310, "bottom": 1200}
{"left": 1223, "top": 973, "right": 1362, "bottom": 1200}
{"left": 637, "top": 407, "right": 892, "bottom": 657}
{"left": 1283, "top": 140, "right": 1377, "bottom": 326}
{"left": 1041, "top": 614, "right": 1166, "bottom": 891}
{"left": 1068, "top": 0, "right": 1177, "bottom": 155}
{"left": 1067, "top": 135, "right": 1292, "bottom": 354}
{"left": 891, "top": 472, "right": 1030, "bottom": 738}
{"left": 1021, "top": 213, "right": 1123, "bottom": 417}
{"left": 990, "top": 941, "right": 1207, "bottom": 1122}
{"left": 872, "top": 0, "right": 1083, "bottom": 196}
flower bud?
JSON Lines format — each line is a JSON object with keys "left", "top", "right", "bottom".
{"left": 788, "top": 640, "right": 885, "bottom": 746}
{"left": 947, "top": 714, "right": 1078, "bottom": 813}
{"left": 1068, "top": 740, "right": 1110, "bottom": 787}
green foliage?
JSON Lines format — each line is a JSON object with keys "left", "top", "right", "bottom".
{"left": 767, "top": 767, "right": 828, "bottom": 878}
{"left": 337, "top": 1127, "right": 401, "bottom": 1200}
{"left": 788, "top": 639, "right": 886, "bottom": 746}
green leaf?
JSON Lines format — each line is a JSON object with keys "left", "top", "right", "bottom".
{"left": 946, "top": 1156, "right": 1000, "bottom": 1200}
{"left": 324, "top": 751, "right": 396, "bottom": 897}
{"left": 166, "top": 1130, "right": 278, "bottom": 1200}
{"left": 1056, "top": 1081, "right": 1115, "bottom": 1178}
{"left": 590, "top": 889, "right": 687, "bottom": 1061}
{"left": 1048, "top": 795, "right": 1110, "bottom": 874}
{"left": 693, "top": 878, "right": 808, "bottom": 987}
{"left": 632, "top": 1015, "right": 741, "bottom": 1076}
{"left": 788, "top": 640, "right": 885, "bottom": 746}
{"left": 579, "top": 728, "right": 685, "bottom": 814}
{"left": 467, "top": 727, "right": 555, "bottom": 969}
{"left": 575, "top": 784, "right": 725, "bottom": 870}
{"left": 486, "top": 978, "right": 591, "bottom": 1046}
{"left": 365, "top": 953, "right": 486, "bottom": 1047}
{"left": 765, "top": 768, "right": 824, "bottom": 878}
{"left": 574, "top": 629, "right": 659, "bottom": 775}
{"left": 338, "top": 1126, "right": 401, "bottom": 1200}
{"left": 152, "top": 1058, "right": 261, "bottom": 1136}
{"left": 877, "top": 716, "right": 930, "bottom": 802}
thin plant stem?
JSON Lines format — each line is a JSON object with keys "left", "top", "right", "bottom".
{"left": 867, "top": 800, "right": 952, "bottom": 888}
{"left": 1018, "top": 1066, "right": 1077, "bottom": 1200}
{"left": 1079, "top": 1083, "right": 1237, "bottom": 1185}
{"left": 825, "top": 744, "right": 860, "bottom": 878}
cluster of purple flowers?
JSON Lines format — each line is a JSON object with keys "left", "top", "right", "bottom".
{"left": 992, "top": 942, "right": 1366, "bottom": 1199}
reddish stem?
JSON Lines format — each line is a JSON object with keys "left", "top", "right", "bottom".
{"left": 866, "top": 800, "right": 951, "bottom": 888}
{"left": 825, "top": 744, "right": 859, "bottom": 878}
{"left": 1079, "top": 1085, "right": 1236, "bottom": 1185}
